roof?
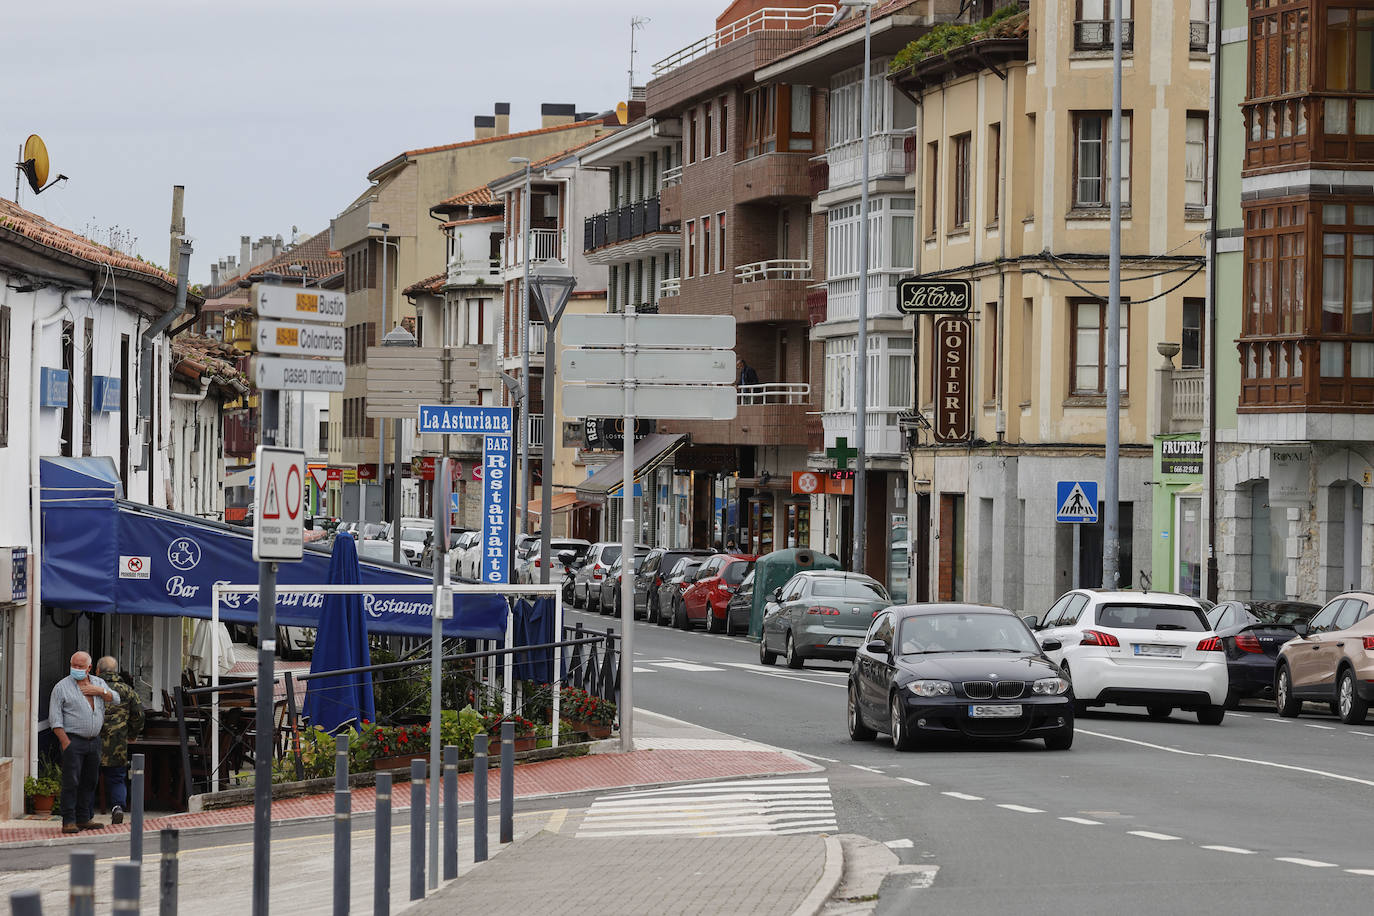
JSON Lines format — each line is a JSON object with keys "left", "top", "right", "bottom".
{"left": 437, "top": 184, "right": 495, "bottom": 209}
{"left": 488, "top": 135, "right": 609, "bottom": 191}
{"left": 369, "top": 118, "right": 610, "bottom": 182}
{"left": 0, "top": 196, "right": 176, "bottom": 288}
{"left": 203, "top": 228, "right": 342, "bottom": 299}
{"left": 887, "top": 602, "right": 1016, "bottom": 616}
{"left": 441, "top": 215, "right": 503, "bottom": 229}
{"left": 171, "top": 335, "right": 249, "bottom": 396}
{"left": 403, "top": 273, "right": 446, "bottom": 297}
{"left": 575, "top": 434, "right": 685, "bottom": 502}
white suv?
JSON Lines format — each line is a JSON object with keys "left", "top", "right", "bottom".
{"left": 1031, "top": 590, "right": 1228, "bottom": 725}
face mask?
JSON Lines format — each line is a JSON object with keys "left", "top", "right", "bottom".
{"left": 71, "top": 668, "right": 87, "bottom": 681}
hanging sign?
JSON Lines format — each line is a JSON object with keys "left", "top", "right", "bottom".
{"left": 933, "top": 315, "right": 972, "bottom": 443}
{"left": 897, "top": 278, "right": 972, "bottom": 314}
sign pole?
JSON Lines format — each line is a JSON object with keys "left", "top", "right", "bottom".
{"left": 252, "top": 389, "right": 280, "bottom": 916}
{"left": 428, "top": 458, "right": 449, "bottom": 889}
{"left": 620, "top": 303, "right": 636, "bottom": 753}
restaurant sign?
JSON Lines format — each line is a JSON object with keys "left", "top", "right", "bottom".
{"left": 933, "top": 316, "right": 972, "bottom": 443}
{"left": 897, "top": 278, "right": 971, "bottom": 315}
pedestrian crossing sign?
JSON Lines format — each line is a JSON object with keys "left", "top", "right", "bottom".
{"left": 1056, "top": 480, "right": 1098, "bottom": 523}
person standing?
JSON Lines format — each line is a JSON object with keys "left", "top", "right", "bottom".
{"left": 48, "top": 651, "right": 119, "bottom": 833}
{"left": 96, "top": 657, "right": 142, "bottom": 825}
{"left": 736, "top": 358, "right": 759, "bottom": 388}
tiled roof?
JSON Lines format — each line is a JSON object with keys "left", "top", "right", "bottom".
{"left": 204, "top": 227, "right": 342, "bottom": 299}
{"left": 437, "top": 185, "right": 495, "bottom": 209}
{"left": 403, "top": 273, "right": 446, "bottom": 297}
{"left": 369, "top": 118, "right": 611, "bottom": 181}
{"left": 171, "top": 334, "right": 249, "bottom": 394}
{"left": 0, "top": 196, "right": 176, "bottom": 287}
{"left": 441, "top": 215, "right": 503, "bottom": 229}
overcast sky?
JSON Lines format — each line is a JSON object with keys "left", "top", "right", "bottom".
{"left": 2, "top": 0, "right": 707, "bottom": 284}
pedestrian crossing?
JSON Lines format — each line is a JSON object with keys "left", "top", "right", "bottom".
{"left": 632, "top": 658, "right": 726, "bottom": 673}
{"left": 575, "top": 776, "right": 837, "bottom": 838}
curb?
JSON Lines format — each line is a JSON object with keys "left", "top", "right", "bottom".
{"left": 792, "top": 834, "right": 845, "bottom": 916}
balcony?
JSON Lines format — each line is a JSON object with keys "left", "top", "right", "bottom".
{"left": 661, "top": 399, "right": 811, "bottom": 448}
{"left": 824, "top": 133, "right": 909, "bottom": 190}
{"left": 528, "top": 322, "right": 547, "bottom": 358}
{"left": 1189, "top": 20, "right": 1208, "bottom": 54}
{"left": 660, "top": 178, "right": 682, "bottom": 227}
{"left": 447, "top": 255, "right": 501, "bottom": 288}
{"left": 659, "top": 277, "right": 681, "bottom": 299}
{"left": 651, "top": 4, "right": 837, "bottom": 77}
{"left": 582, "top": 196, "right": 679, "bottom": 263}
{"left": 507, "top": 227, "right": 564, "bottom": 268}
{"left": 824, "top": 275, "right": 903, "bottom": 323}
{"left": 739, "top": 383, "right": 810, "bottom": 405}
{"left": 1073, "top": 19, "right": 1133, "bottom": 52}
{"left": 733, "top": 151, "right": 813, "bottom": 203}
{"left": 660, "top": 166, "right": 683, "bottom": 189}
{"left": 735, "top": 260, "right": 812, "bottom": 323}
{"left": 737, "top": 259, "right": 811, "bottom": 283}
{"left": 527, "top": 413, "right": 544, "bottom": 449}
{"left": 903, "top": 134, "right": 918, "bottom": 175}
{"left": 808, "top": 160, "right": 829, "bottom": 197}
{"left": 807, "top": 287, "right": 827, "bottom": 327}
{"left": 822, "top": 410, "right": 906, "bottom": 459}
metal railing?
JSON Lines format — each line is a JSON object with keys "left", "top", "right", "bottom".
{"left": 739, "top": 383, "right": 810, "bottom": 405}
{"left": 527, "top": 322, "right": 547, "bottom": 356}
{"left": 659, "top": 277, "right": 681, "bottom": 297}
{"left": 527, "top": 413, "right": 545, "bottom": 448}
{"left": 510, "top": 228, "right": 563, "bottom": 266}
{"left": 736, "top": 258, "right": 812, "bottom": 283}
{"left": 584, "top": 197, "right": 668, "bottom": 252}
{"left": 660, "top": 165, "right": 683, "bottom": 189}
{"left": 1189, "top": 20, "right": 1208, "bottom": 53}
{"left": 652, "top": 4, "right": 837, "bottom": 76}
{"left": 1172, "top": 369, "right": 1205, "bottom": 424}
{"left": 1074, "top": 18, "right": 1134, "bottom": 51}
{"left": 447, "top": 255, "right": 501, "bottom": 283}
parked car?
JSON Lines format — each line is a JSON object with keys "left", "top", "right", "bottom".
{"left": 516, "top": 538, "right": 591, "bottom": 584}
{"left": 848, "top": 603, "right": 1074, "bottom": 751}
{"left": 657, "top": 557, "right": 707, "bottom": 627}
{"left": 748, "top": 549, "right": 843, "bottom": 640}
{"left": 276, "top": 625, "right": 315, "bottom": 661}
{"left": 1206, "top": 600, "right": 1320, "bottom": 707}
{"left": 1032, "top": 589, "right": 1227, "bottom": 724}
{"left": 357, "top": 538, "right": 399, "bottom": 564}
{"left": 636, "top": 548, "right": 714, "bottom": 622}
{"left": 724, "top": 570, "right": 756, "bottom": 636}
{"left": 1275, "top": 591, "right": 1374, "bottom": 724}
{"left": 598, "top": 547, "right": 653, "bottom": 615}
{"left": 680, "top": 554, "right": 758, "bottom": 632}
{"left": 572, "top": 542, "right": 646, "bottom": 611}
{"left": 759, "top": 571, "right": 891, "bottom": 668}
{"left": 388, "top": 520, "right": 432, "bottom": 566}
{"left": 443, "top": 530, "right": 482, "bottom": 579}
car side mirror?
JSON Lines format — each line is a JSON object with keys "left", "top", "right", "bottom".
{"left": 1021, "top": 614, "right": 1040, "bottom": 630}
{"left": 1293, "top": 623, "right": 1309, "bottom": 637}
{"left": 1039, "top": 637, "right": 1062, "bottom": 652}
{"left": 773, "top": 587, "right": 783, "bottom": 600}
{"left": 865, "top": 639, "right": 889, "bottom": 655}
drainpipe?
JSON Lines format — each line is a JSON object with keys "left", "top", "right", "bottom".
{"left": 171, "top": 376, "right": 212, "bottom": 402}
{"left": 995, "top": 63, "right": 1009, "bottom": 443}
{"left": 138, "top": 238, "right": 193, "bottom": 471}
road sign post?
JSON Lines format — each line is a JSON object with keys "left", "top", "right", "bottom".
{"left": 1057, "top": 480, "right": 1099, "bottom": 591}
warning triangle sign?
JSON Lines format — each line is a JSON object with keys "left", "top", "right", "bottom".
{"left": 262, "top": 465, "right": 281, "bottom": 519}
{"left": 1057, "top": 483, "right": 1096, "bottom": 522}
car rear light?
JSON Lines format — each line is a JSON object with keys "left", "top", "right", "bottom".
{"left": 1196, "top": 637, "right": 1223, "bottom": 652}
{"left": 1362, "top": 636, "right": 1374, "bottom": 650}
{"left": 655, "top": 577, "right": 663, "bottom": 587}
{"left": 806, "top": 606, "right": 840, "bottom": 616}
{"left": 1234, "top": 633, "right": 1263, "bottom": 654}
{"left": 1080, "top": 630, "right": 1120, "bottom": 647}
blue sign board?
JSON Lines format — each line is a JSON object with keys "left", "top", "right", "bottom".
{"left": 481, "top": 432, "right": 512, "bottom": 583}
{"left": 40, "top": 368, "right": 70, "bottom": 408}
{"left": 418, "top": 404, "right": 513, "bottom": 435}
{"left": 92, "top": 376, "right": 122, "bottom": 412}
{"left": 1056, "top": 480, "right": 1099, "bottom": 523}
{"left": 450, "top": 494, "right": 461, "bottom": 512}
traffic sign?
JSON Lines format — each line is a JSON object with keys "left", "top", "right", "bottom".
{"left": 562, "top": 384, "right": 737, "bottom": 420}
{"left": 256, "top": 320, "right": 346, "bottom": 357}
{"left": 253, "top": 446, "right": 307, "bottom": 561}
{"left": 417, "top": 404, "right": 513, "bottom": 435}
{"left": 562, "top": 313, "right": 736, "bottom": 349}
{"left": 252, "top": 284, "right": 347, "bottom": 323}
{"left": 1056, "top": 481, "right": 1099, "bottom": 524}
{"left": 254, "top": 356, "right": 346, "bottom": 392}
{"left": 562, "top": 348, "right": 734, "bottom": 384}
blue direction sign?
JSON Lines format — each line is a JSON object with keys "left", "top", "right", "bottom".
{"left": 418, "top": 404, "right": 512, "bottom": 435}
{"left": 1056, "top": 481, "right": 1099, "bottom": 523}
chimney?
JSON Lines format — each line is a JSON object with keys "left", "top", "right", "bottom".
{"left": 474, "top": 115, "right": 496, "bottom": 140}
{"left": 227, "top": 255, "right": 237, "bottom": 273}
{"left": 210, "top": 263, "right": 219, "bottom": 288}
{"left": 273, "top": 234, "right": 283, "bottom": 259}
{"left": 541, "top": 103, "right": 577, "bottom": 128}
{"left": 168, "top": 185, "right": 185, "bottom": 276}
{"left": 494, "top": 102, "right": 510, "bottom": 136}
{"left": 239, "top": 236, "right": 250, "bottom": 271}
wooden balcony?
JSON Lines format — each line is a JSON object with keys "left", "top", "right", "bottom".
{"left": 733, "top": 151, "right": 813, "bottom": 204}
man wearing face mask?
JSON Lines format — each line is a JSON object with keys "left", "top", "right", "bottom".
{"left": 48, "top": 651, "right": 119, "bottom": 833}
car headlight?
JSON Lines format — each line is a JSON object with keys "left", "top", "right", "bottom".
{"left": 907, "top": 680, "right": 954, "bottom": 697}
{"left": 1031, "top": 677, "right": 1070, "bottom": 696}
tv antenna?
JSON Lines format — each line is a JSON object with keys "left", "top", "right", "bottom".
{"left": 629, "top": 16, "right": 650, "bottom": 100}
{"left": 15, "top": 134, "right": 69, "bottom": 203}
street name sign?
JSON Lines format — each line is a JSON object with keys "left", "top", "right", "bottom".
{"left": 254, "top": 356, "right": 346, "bottom": 392}
{"left": 256, "top": 320, "right": 346, "bottom": 357}
{"left": 1056, "top": 480, "right": 1099, "bottom": 524}
{"left": 252, "top": 285, "right": 347, "bottom": 323}
{"left": 562, "top": 313, "right": 736, "bottom": 349}
{"left": 417, "top": 404, "right": 514, "bottom": 435}
{"left": 561, "top": 348, "right": 735, "bottom": 384}
{"left": 896, "top": 278, "right": 972, "bottom": 314}
{"left": 563, "top": 384, "right": 737, "bottom": 421}
{"left": 253, "top": 446, "right": 307, "bottom": 561}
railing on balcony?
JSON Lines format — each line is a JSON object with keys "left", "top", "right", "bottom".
{"left": 224, "top": 408, "right": 259, "bottom": 458}
{"left": 1189, "top": 20, "right": 1208, "bottom": 53}
{"left": 652, "top": 4, "right": 837, "bottom": 76}
{"left": 527, "top": 414, "right": 545, "bottom": 449}
{"left": 660, "top": 165, "right": 683, "bottom": 189}
{"left": 823, "top": 410, "right": 906, "bottom": 457}
{"left": 736, "top": 259, "right": 812, "bottom": 283}
{"left": 1172, "top": 369, "right": 1205, "bottom": 426}
{"left": 903, "top": 134, "right": 918, "bottom": 174}
{"left": 583, "top": 197, "right": 667, "bottom": 252}
{"left": 447, "top": 255, "right": 501, "bottom": 285}
{"left": 826, "top": 133, "right": 909, "bottom": 187}
{"left": 1074, "top": 19, "right": 1133, "bottom": 52}
{"left": 527, "top": 322, "right": 547, "bottom": 356}
{"left": 806, "top": 287, "right": 828, "bottom": 327}
{"left": 739, "top": 383, "right": 810, "bottom": 405}
{"left": 659, "top": 277, "right": 681, "bottom": 297}
{"left": 510, "top": 228, "right": 563, "bottom": 267}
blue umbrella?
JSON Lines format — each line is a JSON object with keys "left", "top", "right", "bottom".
{"left": 302, "top": 532, "right": 376, "bottom": 734}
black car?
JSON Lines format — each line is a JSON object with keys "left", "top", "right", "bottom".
{"left": 848, "top": 603, "right": 1075, "bottom": 751}
{"left": 638, "top": 549, "right": 713, "bottom": 623}
{"left": 724, "top": 569, "right": 755, "bottom": 636}
{"left": 1206, "top": 600, "right": 1320, "bottom": 707}
{"left": 656, "top": 557, "right": 707, "bottom": 627}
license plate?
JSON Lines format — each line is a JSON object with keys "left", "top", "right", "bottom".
{"left": 969, "top": 704, "right": 1022, "bottom": 718}
{"left": 1134, "top": 644, "right": 1182, "bottom": 658}
{"left": 831, "top": 636, "right": 862, "bottom": 647}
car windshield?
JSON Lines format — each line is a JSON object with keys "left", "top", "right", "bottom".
{"left": 1096, "top": 603, "right": 1208, "bottom": 631}
{"left": 1248, "top": 603, "right": 1319, "bottom": 625}
{"left": 600, "top": 545, "right": 623, "bottom": 564}
{"left": 676, "top": 561, "right": 702, "bottom": 579}
{"left": 401, "top": 526, "right": 428, "bottom": 543}
{"left": 811, "top": 578, "right": 889, "bottom": 601}
{"left": 898, "top": 613, "right": 1039, "bottom": 655}
{"left": 722, "top": 561, "right": 755, "bottom": 585}
{"left": 737, "top": 571, "right": 754, "bottom": 591}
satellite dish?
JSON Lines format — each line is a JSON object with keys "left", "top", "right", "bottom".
{"left": 22, "top": 134, "right": 49, "bottom": 193}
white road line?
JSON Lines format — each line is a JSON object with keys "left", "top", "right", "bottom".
{"left": 1228, "top": 712, "right": 1252, "bottom": 718}
{"left": 1275, "top": 857, "right": 1338, "bottom": 868}
{"left": 1059, "top": 817, "right": 1102, "bottom": 825}
{"left": 733, "top": 668, "right": 847, "bottom": 689}
{"left": 997, "top": 804, "right": 1044, "bottom": 814}
{"left": 1206, "top": 753, "right": 1374, "bottom": 789}
{"left": 884, "top": 839, "right": 915, "bottom": 849}
{"left": 1128, "top": 831, "right": 1181, "bottom": 841}
{"left": 849, "top": 764, "right": 884, "bottom": 773}
{"left": 1264, "top": 717, "right": 1292, "bottom": 724}
{"left": 941, "top": 792, "right": 983, "bottom": 801}
{"left": 632, "top": 667, "right": 653, "bottom": 673}
{"left": 653, "top": 661, "right": 725, "bottom": 672}
{"left": 1076, "top": 729, "right": 1204, "bottom": 756}
{"left": 1345, "top": 869, "right": 1374, "bottom": 876}
{"left": 1200, "top": 845, "right": 1256, "bottom": 855}
{"left": 1303, "top": 723, "right": 1337, "bottom": 730}
{"left": 898, "top": 777, "right": 930, "bottom": 787}
{"left": 793, "top": 751, "right": 841, "bottom": 763}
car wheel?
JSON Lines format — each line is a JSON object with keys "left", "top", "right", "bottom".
{"left": 1196, "top": 705, "right": 1226, "bottom": 726}
{"left": 1062, "top": 664, "right": 1089, "bottom": 716}
{"left": 785, "top": 632, "right": 804, "bottom": 669}
{"left": 1044, "top": 728, "right": 1074, "bottom": 751}
{"left": 890, "top": 695, "right": 916, "bottom": 751}
{"left": 1275, "top": 665, "right": 1301, "bottom": 718}
{"left": 572, "top": 587, "right": 584, "bottom": 610}
{"left": 1224, "top": 689, "right": 1241, "bottom": 710}
{"left": 705, "top": 606, "right": 720, "bottom": 634}
{"left": 759, "top": 634, "right": 777, "bottom": 666}
{"left": 1338, "top": 668, "right": 1369, "bottom": 725}
{"left": 1146, "top": 705, "right": 1173, "bottom": 721}
{"left": 848, "top": 682, "right": 876, "bottom": 741}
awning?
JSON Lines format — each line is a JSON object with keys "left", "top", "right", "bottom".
{"left": 575, "top": 433, "right": 685, "bottom": 504}
{"left": 39, "top": 458, "right": 507, "bottom": 639}
{"left": 528, "top": 492, "right": 584, "bottom": 518}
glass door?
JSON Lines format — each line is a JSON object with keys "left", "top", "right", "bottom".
{"left": 1174, "top": 494, "right": 1202, "bottom": 599}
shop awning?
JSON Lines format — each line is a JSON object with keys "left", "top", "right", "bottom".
{"left": 39, "top": 458, "right": 507, "bottom": 638}
{"left": 527, "top": 492, "right": 585, "bottom": 518}
{"left": 575, "top": 434, "right": 685, "bottom": 504}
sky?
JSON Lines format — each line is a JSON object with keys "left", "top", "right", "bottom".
{"left": 1, "top": 0, "right": 708, "bottom": 284}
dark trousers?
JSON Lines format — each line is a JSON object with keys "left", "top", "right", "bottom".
{"left": 102, "top": 763, "right": 128, "bottom": 810}
{"left": 60, "top": 735, "right": 101, "bottom": 824}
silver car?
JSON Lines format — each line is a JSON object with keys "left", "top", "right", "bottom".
{"left": 760, "top": 571, "right": 891, "bottom": 669}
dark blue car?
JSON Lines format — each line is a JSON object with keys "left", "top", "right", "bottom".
{"left": 1207, "top": 600, "right": 1320, "bottom": 707}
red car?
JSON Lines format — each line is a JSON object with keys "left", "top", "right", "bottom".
{"left": 679, "top": 554, "right": 758, "bottom": 633}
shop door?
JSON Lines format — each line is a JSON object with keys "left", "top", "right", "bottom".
{"left": 915, "top": 494, "right": 931, "bottom": 602}
{"left": 1173, "top": 494, "right": 1202, "bottom": 598}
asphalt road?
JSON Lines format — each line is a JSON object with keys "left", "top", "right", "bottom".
{"left": 571, "top": 604, "right": 1374, "bottom": 914}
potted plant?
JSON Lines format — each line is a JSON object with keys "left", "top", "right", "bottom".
{"left": 481, "top": 714, "right": 538, "bottom": 753}
{"left": 560, "top": 688, "right": 616, "bottom": 739}
{"left": 24, "top": 761, "right": 61, "bottom": 817}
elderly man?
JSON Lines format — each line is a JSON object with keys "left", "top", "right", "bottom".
{"left": 49, "top": 651, "right": 119, "bottom": 833}
{"left": 96, "top": 657, "right": 142, "bottom": 825}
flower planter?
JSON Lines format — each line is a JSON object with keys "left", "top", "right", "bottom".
{"left": 584, "top": 723, "right": 612, "bottom": 740}
{"left": 371, "top": 752, "right": 429, "bottom": 772}
{"left": 512, "top": 735, "right": 537, "bottom": 753}
{"left": 29, "top": 794, "right": 55, "bottom": 817}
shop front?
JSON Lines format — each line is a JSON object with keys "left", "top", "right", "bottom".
{"left": 1151, "top": 434, "right": 1205, "bottom": 600}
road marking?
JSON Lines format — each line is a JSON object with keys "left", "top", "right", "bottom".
{"left": 941, "top": 792, "right": 983, "bottom": 801}
{"left": 1345, "top": 869, "right": 1374, "bottom": 876}
{"left": 632, "top": 667, "right": 653, "bottom": 673}
{"left": 1128, "top": 831, "right": 1181, "bottom": 841}
{"left": 997, "top": 804, "right": 1044, "bottom": 814}
{"left": 1076, "top": 729, "right": 1204, "bottom": 756}
{"left": 793, "top": 751, "right": 841, "bottom": 763}
{"left": 1059, "top": 817, "right": 1102, "bottom": 825}
{"left": 1265, "top": 717, "right": 1292, "bottom": 724}
{"left": 884, "top": 838, "right": 914, "bottom": 849}
{"left": 849, "top": 764, "right": 884, "bottom": 773}
{"left": 652, "top": 661, "right": 725, "bottom": 672}
{"left": 898, "top": 777, "right": 930, "bottom": 787}
{"left": 1275, "top": 857, "right": 1338, "bottom": 868}
{"left": 1228, "top": 712, "right": 1251, "bottom": 718}
{"left": 578, "top": 777, "right": 837, "bottom": 838}
{"left": 1207, "top": 753, "right": 1374, "bottom": 789}
{"left": 899, "top": 865, "right": 939, "bottom": 889}
{"left": 1303, "top": 723, "right": 1336, "bottom": 730}
{"left": 1200, "top": 845, "right": 1255, "bottom": 855}
{"left": 727, "top": 666, "right": 847, "bottom": 689}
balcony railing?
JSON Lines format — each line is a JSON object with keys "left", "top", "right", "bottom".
{"left": 447, "top": 255, "right": 501, "bottom": 285}
{"left": 1189, "top": 20, "right": 1208, "bottom": 53}
{"left": 825, "top": 133, "right": 910, "bottom": 188}
{"left": 528, "top": 322, "right": 547, "bottom": 356}
{"left": 660, "top": 165, "right": 683, "bottom": 189}
{"left": 509, "top": 228, "right": 563, "bottom": 267}
{"left": 1074, "top": 19, "right": 1133, "bottom": 52}
{"left": 739, "top": 383, "right": 810, "bottom": 405}
{"left": 652, "top": 4, "right": 837, "bottom": 76}
{"left": 903, "top": 134, "right": 918, "bottom": 174}
{"left": 1172, "top": 369, "right": 1204, "bottom": 426}
{"left": 527, "top": 413, "right": 544, "bottom": 448}
{"left": 808, "top": 159, "right": 829, "bottom": 196}
{"left": 583, "top": 196, "right": 667, "bottom": 252}
{"left": 822, "top": 410, "right": 906, "bottom": 458}
{"left": 659, "top": 277, "right": 681, "bottom": 298}
{"left": 806, "top": 287, "right": 828, "bottom": 326}
{"left": 224, "top": 408, "right": 258, "bottom": 458}
{"left": 736, "top": 259, "right": 812, "bottom": 283}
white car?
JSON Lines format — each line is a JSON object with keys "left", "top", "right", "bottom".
{"left": 1030, "top": 589, "right": 1228, "bottom": 725}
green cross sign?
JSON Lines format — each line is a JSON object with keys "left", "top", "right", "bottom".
{"left": 827, "top": 437, "right": 858, "bottom": 470}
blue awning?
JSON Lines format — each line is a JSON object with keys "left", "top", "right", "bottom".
{"left": 39, "top": 458, "right": 506, "bottom": 639}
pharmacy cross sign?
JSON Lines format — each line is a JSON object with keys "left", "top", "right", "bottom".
{"left": 827, "top": 437, "right": 858, "bottom": 470}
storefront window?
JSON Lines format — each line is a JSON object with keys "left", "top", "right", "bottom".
{"left": 1175, "top": 495, "right": 1202, "bottom": 599}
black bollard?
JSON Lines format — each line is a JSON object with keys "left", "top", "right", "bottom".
{"left": 159, "top": 829, "right": 179, "bottom": 916}
{"left": 442, "top": 745, "right": 458, "bottom": 881}
{"left": 409, "top": 759, "right": 426, "bottom": 901}
{"left": 10, "top": 889, "right": 42, "bottom": 916}
{"left": 333, "top": 734, "right": 349, "bottom": 916}
{"left": 374, "top": 773, "right": 391, "bottom": 916}
{"left": 472, "top": 734, "right": 488, "bottom": 862}
{"left": 111, "top": 861, "right": 140, "bottom": 916}
{"left": 129, "top": 753, "right": 145, "bottom": 864}
{"left": 69, "top": 849, "right": 95, "bottom": 916}
{"left": 499, "top": 721, "right": 514, "bottom": 844}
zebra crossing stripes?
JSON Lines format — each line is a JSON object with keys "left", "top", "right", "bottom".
{"left": 575, "top": 777, "right": 837, "bottom": 838}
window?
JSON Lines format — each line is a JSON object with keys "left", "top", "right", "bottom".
{"left": 788, "top": 85, "right": 814, "bottom": 151}
{"left": 703, "top": 103, "right": 712, "bottom": 159}
{"left": 824, "top": 337, "right": 856, "bottom": 410}
{"left": 1250, "top": 5, "right": 1310, "bottom": 100}
{"left": 82, "top": 317, "right": 93, "bottom": 457}
{"left": 345, "top": 322, "right": 377, "bottom": 365}
{"left": 1320, "top": 202, "right": 1374, "bottom": 335}
{"left": 719, "top": 95, "right": 729, "bottom": 153}
{"left": 1073, "top": 111, "right": 1131, "bottom": 208}
{"left": 717, "top": 211, "right": 727, "bottom": 272}
{"left": 466, "top": 299, "right": 489, "bottom": 345}
{"left": 685, "top": 220, "right": 696, "bottom": 279}
{"left": 926, "top": 141, "right": 939, "bottom": 236}
{"left": 1325, "top": 7, "right": 1374, "bottom": 92}
{"left": 1182, "top": 298, "right": 1205, "bottom": 369}
{"left": 1071, "top": 298, "right": 1129, "bottom": 395}
{"left": 890, "top": 199, "right": 915, "bottom": 269}
{"left": 687, "top": 108, "right": 697, "bottom": 164}
{"left": 0, "top": 304, "right": 9, "bottom": 447}
{"left": 1075, "top": 0, "right": 1133, "bottom": 51}
{"left": 1244, "top": 203, "right": 1306, "bottom": 337}
{"left": 952, "top": 133, "right": 972, "bottom": 229}
{"left": 1025, "top": 114, "right": 1037, "bottom": 219}
{"left": 319, "top": 419, "right": 330, "bottom": 451}
{"left": 1185, "top": 113, "right": 1208, "bottom": 208}
{"left": 744, "top": 85, "right": 777, "bottom": 157}
{"left": 988, "top": 123, "right": 1001, "bottom": 223}
{"left": 702, "top": 215, "right": 713, "bottom": 275}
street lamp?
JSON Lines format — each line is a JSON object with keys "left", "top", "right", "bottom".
{"left": 509, "top": 157, "right": 533, "bottom": 539}
{"left": 383, "top": 323, "right": 418, "bottom": 563}
{"left": 527, "top": 261, "right": 577, "bottom": 587}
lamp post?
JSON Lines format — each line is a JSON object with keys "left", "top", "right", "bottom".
{"left": 509, "top": 157, "right": 533, "bottom": 539}
{"left": 528, "top": 262, "right": 577, "bottom": 587}
{"left": 367, "top": 221, "right": 400, "bottom": 533}
{"left": 382, "top": 324, "right": 418, "bottom": 563}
